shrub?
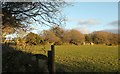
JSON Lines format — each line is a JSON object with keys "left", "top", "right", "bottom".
{"left": 54, "top": 41, "right": 63, "bottom": 45}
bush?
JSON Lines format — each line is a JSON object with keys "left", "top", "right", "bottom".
{"left": 106, "top": 43, "right": 112, "bottom": 46}
{"left": 54, "top": 41, "right": 63, "bottom": 45}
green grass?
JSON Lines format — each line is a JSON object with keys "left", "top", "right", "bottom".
{"left": 14, "top": 44, "right": 118, "bottom": 72}
{"left": 55, "top": 45, "right": 118, "bottom": 72}
{"left": 14, "top": 44, "right": 51, "bottom": 55}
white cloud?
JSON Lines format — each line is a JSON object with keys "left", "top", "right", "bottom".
{"left": 78, "top": 19, "right": 101, "bottom": 25}
{"left": 109, "top": 20, "right": 119, "bottom": 26}
{"left": 74, "top": 27, "right": 90, "bottom": 34}
{"left": 66, "top": 18, "right": 101, "bottom": 25}
{"left": 109, "top": 20, "right": 120, "bottom": 29}
{"left": 65, "top": 18, "right": 81, "bottom": 21}
{"left": 102, "top": 28, "right": 120, "bottom": 34}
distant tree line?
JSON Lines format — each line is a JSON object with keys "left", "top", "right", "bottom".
{"left": 14, "top": 27, "right": 119, "bottom": 46}
{"left": 85, "top": 31, "right": 120, "bottom": 45}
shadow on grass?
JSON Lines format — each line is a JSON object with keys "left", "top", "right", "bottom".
{"left": 55, "top": 59, "right": 118, "bottom": 72}
{"left": 2, "top": 44, "right": 49, "bottom": 73}
{"left": 55, "top": 62, "right": 100, "bottom": 72}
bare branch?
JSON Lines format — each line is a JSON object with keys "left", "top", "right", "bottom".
{"left": 2, "top": 1, "right": 67, "bottom": 34}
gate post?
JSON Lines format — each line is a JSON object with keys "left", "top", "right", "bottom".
{"left": 48, "top": 45, "right": 55, "bottom": 74}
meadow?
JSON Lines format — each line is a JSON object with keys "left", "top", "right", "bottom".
{"left": 55, "top": 45, "right": 118, "bottom": 72}
{"left": 14, "top": 44, "right": 118, "bottom": 72}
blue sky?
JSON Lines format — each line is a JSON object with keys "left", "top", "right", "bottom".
{"left": 64, "top": 0, "right": 119, "bottom": 2}
{"left": 62, "top": 2, "right": 118, "bottom": 34}
{"left": 30, "top": 2, "right": 118, "bottom": 34}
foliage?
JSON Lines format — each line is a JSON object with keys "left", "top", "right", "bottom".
{"left": 50, "top": 26, "right": 65, "bottom": 39}
{"left": 2, "top": 36, "right": 6, "bottom": 42}
{"left": 85, "top": 34, "right": 92, "bottom": 43}
{"left": 70, "top": 29, "right": 85, "bottom": 44}
{"left": 42, "top": 30, "right": 61, "bottom": 43}
{"left": 17, "top": 37, "right": 22, "bottom": 42}
{"left": 92, "top": 31, "right": 105, "bottom": 44}
{"left": 63, "top": 29, "right": 85, "bottom": 44}
{"left": 54, "top": 41, "right": 63, "bottom": 45}
{"left": 1, "top": 1, "right": 67, "bottom": 35}
{"left": 42, "top": 28, "right": 85, "bottom": 45}
{"left": 91, "top": 31, "right": 119, "bottom": 45}
{"left": 62, "top": 30, "right": 71, "bottom": 43}
{"left": 25, "top": 32, "right": 42, "bottom": 45}
{"left": 109, "top": 34, "right": 118, "bottom": 45}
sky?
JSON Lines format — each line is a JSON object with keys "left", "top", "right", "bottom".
{"left": 62, "top": 2, "right": 118, "bottom": 34}
{"left": 64, "top": 0, "right": 119, "bottom": 2}
{"left": 31, "top": 2, "right": 118, "bottom": 34}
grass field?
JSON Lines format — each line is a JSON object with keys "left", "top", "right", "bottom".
{"left": 14, "top": 44, "right": 118, "bottom": 72}
{"left": 55, "top": 45, "right": 118, "bottom": 72}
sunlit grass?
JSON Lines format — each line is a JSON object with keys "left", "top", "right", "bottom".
{"left": 55, "top": 45, "right": 118, "bottom": 72}
{"left": 13, "top": 44, "right": 118, "bottom": 72}
{"left": 13, "top": 44, "right": 51, "bottom": 55}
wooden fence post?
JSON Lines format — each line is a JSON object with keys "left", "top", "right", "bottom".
{"left": 48, "top": 45, "right": 55, "bottom": 74}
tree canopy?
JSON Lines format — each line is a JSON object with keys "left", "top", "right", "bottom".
{"left": 24, "top": 32, "right": 42, "bottom": 45}
{"left": 91, "top": 31, "right": 119, "bottom": 45}
{"left": 62, "top": 29, "right": 85, "bottom": 44}
{"left": 1, "top": 0, "right": 67, "bottom": 35}
{"left": 42, "top": 30, "right": 60, "bottom": 43}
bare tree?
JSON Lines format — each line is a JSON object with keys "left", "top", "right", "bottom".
{"left": 1, "top": 0, "right": 67, "bottom": 35}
